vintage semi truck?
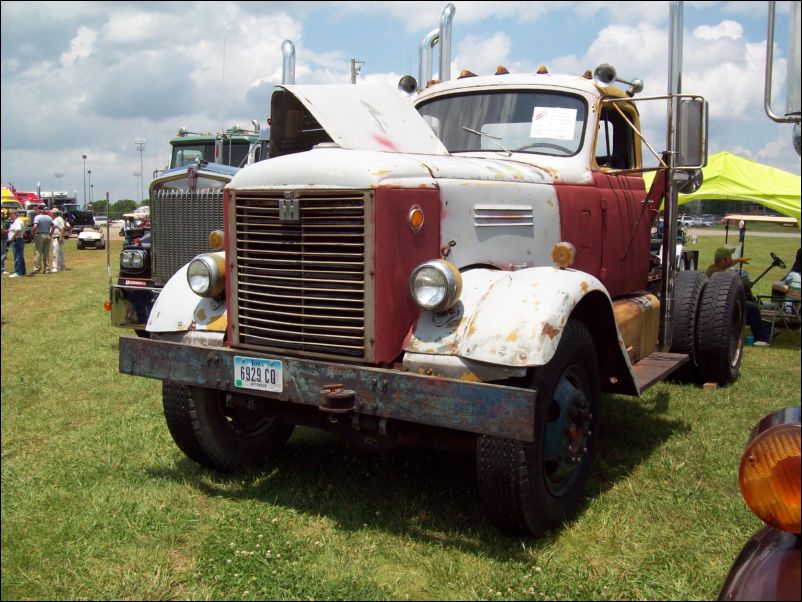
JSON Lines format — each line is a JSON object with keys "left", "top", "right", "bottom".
{"left": 109, "top": 123, "right": 270, "bottom": 331}
{"left": 118, "top": 4, "right": 747, "bottom": 536}
{"left": 109, "top": 42, "right": 301, "bottom": 332}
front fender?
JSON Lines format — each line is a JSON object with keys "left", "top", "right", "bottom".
{"left": 405, "top": 267, "right": 631, "bottom": 370}
{"left": 146, "top": 253, "right": 227, "bottom": 333}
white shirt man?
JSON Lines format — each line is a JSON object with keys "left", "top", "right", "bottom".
{"left": 7, "top": 210, "right": 27, "bottom": 277}
{"left": 51, "top": 210, "right": 67, "bottom": 273}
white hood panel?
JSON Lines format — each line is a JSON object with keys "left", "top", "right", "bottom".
{"left": 282, "top": 84, "right": 448, "bottom": 156}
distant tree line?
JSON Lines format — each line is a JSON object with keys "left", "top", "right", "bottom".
{"left": 87, "top": 199, "right": 149, "bottom": 220}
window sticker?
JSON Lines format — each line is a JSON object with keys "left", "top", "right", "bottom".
{"left": 530, "top": 107, "right": 577, "bottom": 140}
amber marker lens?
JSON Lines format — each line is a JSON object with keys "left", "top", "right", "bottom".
{"left": 551, "top": 242, "right": 576, "bottom": 269}
{"left": 208, "top": 229, "right": 225, "bottom": 251}
{"left": 409, "top": 206, "right": 425, "bottom": 232}
{"left": 739, "top": 417, "right": 801, "bottom": 534}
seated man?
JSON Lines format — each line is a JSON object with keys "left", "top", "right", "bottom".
{"left": 706, "top": 246, "right": 771, "bottom": 346}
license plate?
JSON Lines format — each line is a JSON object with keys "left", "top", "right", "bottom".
{"left": 233, "top": 356, "right": 283, "bottom": 393}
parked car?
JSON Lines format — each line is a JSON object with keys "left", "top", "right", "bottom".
{"left": 94, "top": 216, "right": 108, "bottom": 228}
{"left": 718, "top": 406, "right": 800, "bottom": 601}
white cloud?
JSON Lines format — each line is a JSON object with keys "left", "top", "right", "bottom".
{"left": 454, "top": 32, "right": 514, "bottom": 76}
{"left": 694, "top": 19, "right": 743, "bottom": 41}
{"left": 60, "top": 26, "right": 96, "bottom": 65}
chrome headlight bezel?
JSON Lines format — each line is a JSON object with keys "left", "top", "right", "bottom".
{"left": 187, "top": 254, "right": 225, "bottom": 298}
{"left": 120, "top": 249, "right": 146, "bottom": 269}
{"left": 409, "top": 259, "right": 462, "bottom": 312}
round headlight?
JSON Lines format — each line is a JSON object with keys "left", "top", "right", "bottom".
{"left": 187, "top": 254, "right": 225, "bottom": 298}
{"left": 120, "top": 249, "right": 145, "bottom": 269}
{"left": 409, "top": 260, "right": 462, "bottom": 312}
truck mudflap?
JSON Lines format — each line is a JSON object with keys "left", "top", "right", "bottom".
{"left": 119, "top": 336, "right": 537, "bottom": 442}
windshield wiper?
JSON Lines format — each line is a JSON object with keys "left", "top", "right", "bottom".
{"left": 462, "top": 127, "right": 511, "bottom": 157}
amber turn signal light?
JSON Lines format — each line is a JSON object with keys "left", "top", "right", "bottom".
{"left": 551, "top": 242, "right": 576, "bottom": 269}
{"left": 208, "top": 229, "right": 225, "bottom": 251}
{"left": 408, "top": 206, "right": 425, "bottom": 232}
{"left": 739, "top": 410, "right": 801, "bottom": 534}
{"left": 104, "top": 301, "right": 112, "bottom": 312}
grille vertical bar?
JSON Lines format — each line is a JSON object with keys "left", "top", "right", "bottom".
{"left": 151, "top": 187, "right": 224, "bottom": 285}
{"left": 233, "top": 191, "right": 370, "bottom": 360}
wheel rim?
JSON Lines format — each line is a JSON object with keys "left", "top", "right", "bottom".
{"left": 542, "top": 366, "right": 593, "bottom": 497}
{"left": 729, "top": 301, "right": 744, "bottom": 369}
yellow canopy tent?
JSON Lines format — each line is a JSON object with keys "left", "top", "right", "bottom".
{"left": 644, "top": 151, "right": 801, "bottom": 228}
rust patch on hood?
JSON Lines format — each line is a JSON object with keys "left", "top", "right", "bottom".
{"left": 542, "top": 323, "right": 560, "bottom": 340}
{"left": 580, "top": 281, "right": 590, "bottom": 295}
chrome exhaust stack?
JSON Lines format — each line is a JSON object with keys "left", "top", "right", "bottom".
{"left": 417, "top": 3, "right": 455, "bottom": 88}
{"left": 281, "top": 40, "right": 296, "bottom": 85}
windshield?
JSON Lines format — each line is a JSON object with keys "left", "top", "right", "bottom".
{"left": 171, "top": 144, "right": 215, "bottom": 168}
{"left": 170, "top": 141, "right": 253, "bottom": 168}
{"left": 416, "top": 90, "right": 587, "bottom": 156}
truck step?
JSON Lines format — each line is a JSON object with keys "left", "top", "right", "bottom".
{"left": 632, "top": 352, "right": 689, "bottom": 392}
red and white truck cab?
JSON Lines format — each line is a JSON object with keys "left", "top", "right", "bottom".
{"left": 119, "top": 8, "right": 746, "bottom": 536}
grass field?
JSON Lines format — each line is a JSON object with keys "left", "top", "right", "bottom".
{"left": 1, "top": 232, "right": 800, "bottom": 601}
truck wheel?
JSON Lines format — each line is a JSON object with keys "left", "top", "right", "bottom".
{"left": 476, "top": 320, "right": 600, "bottom": 536}
{"left": 670, "top": 270, "right": 708, "bottom": 382}
{"left": 162, "top": 381, "right": 294, "bottom": 471}
{"left": 696, "top": 271, "right": 745, "bottom": 386}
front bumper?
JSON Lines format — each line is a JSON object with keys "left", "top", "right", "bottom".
{"left": 110, "top": 283, "right": 160, "bottom": 329}
{"left": 119, "top": 336, "right": 537, "bottom": 442}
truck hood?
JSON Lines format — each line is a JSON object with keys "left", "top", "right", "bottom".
{"left": 231, "top": 147, "right": 553, "bottom": 191}
{"left": 280, "top": 84, "right": 448, "bottom": 156}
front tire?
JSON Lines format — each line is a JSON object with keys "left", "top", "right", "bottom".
{"left": 696, "top": 271, "right": 745, "bottom": 386}
{"left": 162, "top": 381, "right": 294, "bottom": 471}
{"left": 670, "top": 270, "right": 708, "bottom": 382}
{"left": 476, "top": 320, "right": 601, "bottom": 536}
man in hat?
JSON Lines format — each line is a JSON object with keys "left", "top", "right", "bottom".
{"left": 706, "top": 246, "right": 750, "bottom": 278}
{"left": 50, "top": 207, "right": 67, "bottom": 273}
{"left": 32, "top": 204, "right": 53, "bottom": 274}
{"left": 705, "top": 246, "right": 771, "bottom": 346}
{"left": 7, "top": 208, "right": 27, "bottom": 278}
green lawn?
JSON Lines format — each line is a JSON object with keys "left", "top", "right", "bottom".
{"left": 2, "top": 233, "right": 799, "bottom": 601}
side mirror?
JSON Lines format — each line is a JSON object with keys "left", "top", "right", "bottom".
{"left": 674, "top": 169, "right": 703, "bottom": 194}
{"left": 676, "top": 98, "right": 708, "bottom": 168}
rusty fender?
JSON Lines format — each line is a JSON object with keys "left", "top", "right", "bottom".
{"left": 405, "top": 266, "right": 634, "bottom": 374}
{"left": 118, "top": 336, "right": 537, "bottom": 442}
{"left": 146, "top": 253, "right": 227, "bottom": 333}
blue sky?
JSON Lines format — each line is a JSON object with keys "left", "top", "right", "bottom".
{"left": 1, "top": 1, "right": 799, "bottom": 203}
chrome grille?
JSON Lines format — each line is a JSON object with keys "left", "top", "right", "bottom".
{"left": 233, "top": 191, "right": 371, "bottom": 360}
{"left": 151, "top": 187, "right": 224, "bottom": 285}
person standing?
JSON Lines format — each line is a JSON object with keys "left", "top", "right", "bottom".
{"left": 1, "top": 207, "right": 9, "bottom": 275}
{"left": 7, "top": 208, "right": 27, "bottom": 278}
{"left": 50, "top": 207, "right": 67, "bottom": 273}
{"left": 32, "top": 205, "right": 53, "bottom": 274}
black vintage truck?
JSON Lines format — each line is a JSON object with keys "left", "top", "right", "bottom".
{"left": 57, "top": 202, "right": 95, "bottom": 237}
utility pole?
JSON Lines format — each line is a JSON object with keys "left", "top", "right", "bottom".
{"left": 350, "top": 58, "right": 364, "bottom": 84}
{"left": 135, "top": 138, "right": 147, "bottom": 203}
{"left": 82, "top": 154, "right": 87, "bottom": 209}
